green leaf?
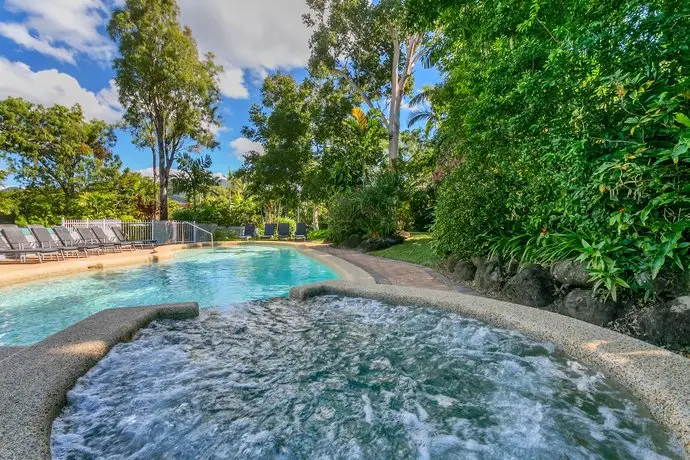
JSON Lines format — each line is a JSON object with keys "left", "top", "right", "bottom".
{"left": 675, "top": 113, "right": 690, "bottom": 128}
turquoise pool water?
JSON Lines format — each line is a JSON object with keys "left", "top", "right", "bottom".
{"left": 0, "top": 246, "right": 337, "bottom": 346}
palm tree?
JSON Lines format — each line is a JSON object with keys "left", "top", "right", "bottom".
{"left": 170, "top": 154, "right": 219, "bottom": 208}
{"left": 407, "top": 85, "right": 442, "bottom": 136}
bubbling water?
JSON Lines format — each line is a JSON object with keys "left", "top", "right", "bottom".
{"left": 52, "top": 296, "right": 682, "bottom": 459}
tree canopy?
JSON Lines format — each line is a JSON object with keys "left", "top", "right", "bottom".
{"left": 108, "top": 0, "right": 222, "bottom": 220}
{"left": 0, "top": 97, "right": 118, "bottom": 216}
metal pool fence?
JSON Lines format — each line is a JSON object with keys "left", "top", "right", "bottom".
{"left": 61, "top": 219, "right": 214, "bottom": 246}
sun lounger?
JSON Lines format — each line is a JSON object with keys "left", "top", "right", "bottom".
{"left": 111, "top": 226, "right": 156, "bottom": 249}
{"left": 52, "top": 226, "right": 103, "bottom": 256}
{"left": 91, "top": 227, "right": 134, "bottom": 252}
{"left": 0, "top": 233, "right": 46, "bottom": 263}
{"left": 1, "top": 226, "right": 63, "bottom": 262}
{"left": 277, "top": 223, "right": 291, "bottom": 240}
{"left": 241, "top": 224, "right": 256, "bottom": 241}
{"left": 76, "top": 227, "right": 119, "bottom": 253}
{"left": 294, "top": 223, "right": 308, "bottom": 241}
{"left": 28, "top": 225, "right": 82, "bottom": 259}
{"left": 260, "top": 224, "right": 276, "bottom": 239}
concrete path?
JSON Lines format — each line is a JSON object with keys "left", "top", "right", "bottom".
{"left": 313, "top": 245, "right": 476, "bottom": 295}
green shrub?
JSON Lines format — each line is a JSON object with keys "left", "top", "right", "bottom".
{"left": 423, "top": 0, "right": 690, "bottom": 299}
{"left": 214, "top": 228, "right": 238, "bottom": 241}
{"left": 433, "top": 164, "right": 509, "bottom": 258}
{"left": 328, "top": 189, "right": 362, "bottom": 244}
{"left": 358, "top": 173, "right": 399, "bottom": 237}
{"left": 309, "top": 229, "right": 331, "bottom": 241}
{"left": 328, "top": 173, "right": 400, "bottom": 244}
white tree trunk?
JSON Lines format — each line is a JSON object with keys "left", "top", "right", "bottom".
{"left": 313, "top": 207, "right": 319, "bottom": 231}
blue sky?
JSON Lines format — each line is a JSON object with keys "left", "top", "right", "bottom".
{"left": 0, "top": 0, "right": 438, "bottom": 184}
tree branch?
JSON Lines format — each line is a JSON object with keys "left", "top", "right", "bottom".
{"left": 330, "top": 68, "right": 390, "bottom": 129}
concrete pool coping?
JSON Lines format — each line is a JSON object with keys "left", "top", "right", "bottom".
{"left": 0, "top": 302, "right": 199, "bottom": 460}
{"left": 290, "top": 281, "right": 690, "bottom": 455}
{"left": 0, "top": 241, "right": 373, "bottom": 288}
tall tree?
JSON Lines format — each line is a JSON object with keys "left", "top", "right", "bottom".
{"left": 240, "top": 73, "right": 315, "bottom": 217}
{"left": 171, "top": 153, "right": 219, "bottom": 208}
{"left": 0, "top": 97, "right": 117, "bottom": 216}
{"left": 108, "top": 0, "right": 221, "bottom": 220}
{"left": 303, "top": 0, "right": 428, "bottom": 170}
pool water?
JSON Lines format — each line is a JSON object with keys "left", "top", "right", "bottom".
{"left": 0, "top": 246, "right": 337, "bottom": 346}
{"left": 52, "top": 296, "right": 682, "bottom": 459}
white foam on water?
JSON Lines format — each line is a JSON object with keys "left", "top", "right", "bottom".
{"left": 362, "top": 394, "right": 374, "bottom": 424}
{"left": 51, "top": 296, "right": 684, "bottom": 459}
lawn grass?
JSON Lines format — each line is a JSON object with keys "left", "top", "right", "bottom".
{"left": 370, "top": 232, "right": 442, "bottom": 268}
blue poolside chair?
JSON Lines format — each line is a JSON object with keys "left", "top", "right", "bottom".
{"left": 261, "top": 223, "right": 276, "bottom": 239}
{"left": 52, "top": 226, "right": 103, "bottom": 256}
{"left": 91, "top": 226, "right": 135, "bottom": 252}
{"left": 1, "top": 226, "right": 63, "bottom": 262}
{"left": 241, "top": 224, "right": 256, "bottom": 241}
{"left": 28, "top": 225, "right": 82, "bottom": 259}
{"left": 111, "top": 226, "right": 156, "bottom": 249}
{"left": 277, "top": 223, "right": 291, "bottom": 240}
{"left": 294, "top": 223, "right": 308, "bottom": 241}
{"left": 76, "top": 227, "right": 119, "bottom": 253}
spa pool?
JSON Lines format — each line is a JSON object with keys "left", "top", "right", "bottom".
{"left": 52, "top": 296, "right": 682, "bottom": 459}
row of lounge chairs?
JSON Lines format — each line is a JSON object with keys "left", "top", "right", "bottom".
{"left": 241, "top": 223, "right": 308, "bottom": 241}
{"left": 0, "top": 224, "right": 156, "bottom": 263}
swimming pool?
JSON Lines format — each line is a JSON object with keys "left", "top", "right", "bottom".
{"left": 0, "top": 246, "right": 337, "bottom": 346}
{"left": 52, "top": 296, "right": 682, "bottom": 458}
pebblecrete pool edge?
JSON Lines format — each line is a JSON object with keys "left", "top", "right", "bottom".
{"left": 0, "top": 281, "right": 688, "bottom": 459}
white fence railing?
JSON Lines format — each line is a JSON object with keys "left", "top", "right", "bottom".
{"left": 61, "top": 219, "right": 214, "bottom": 246}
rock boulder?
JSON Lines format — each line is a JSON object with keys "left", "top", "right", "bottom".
{"left": 641, "top": 296, "right": 690, "bottom": 348}
{"left": 339, "top": 234, "right": 364, "bottom": 249}
{"left": 503, "top": 265, "right": 557, "bottom": 308}
{"left": 554, "top": 289, "right": 619, "bottom": 327}
{"left": 453, "top": 260, "right": 477, "bottom": 282}
{"left": 358, "top": 236, "right": 402, "bottom": 252}
{"left": 551, "top": 260, "right": 591, "bottom": 287}
{"left": 474, "top": 259, "right": 503, "bottom": 291}
{"left": 444, "top": 254, "right": 461, "bottom": 273}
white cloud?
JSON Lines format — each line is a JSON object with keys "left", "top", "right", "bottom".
{"left": 229, "top": 137, "right": 264, "bottom": 160}
{"left": 136, "top": 167, "right": 180, "bottom": 178}
{"left": 0, "top": 58, "right": 122, "bottom": 122}
{"left": 0, "top": 22, "right": 76, "bottom": 64}
{"left": 218, "top": 68, "right": 249, "bottom": 99}
{"left": 0, "top": 0, "right": 116, "bottom": 63}
{"left": 178, "top": 0, "right": 310, "bottom": 70}
{"left": 0, "top": 0, "right": 310, "bottom": 99}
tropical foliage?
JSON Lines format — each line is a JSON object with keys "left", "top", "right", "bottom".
{"left": 409, "top": 0, "right": 690, "bottom": 298}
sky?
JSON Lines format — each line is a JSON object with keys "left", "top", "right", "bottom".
{"left": 0, "top": 0, "right": 439, "bottom": 184}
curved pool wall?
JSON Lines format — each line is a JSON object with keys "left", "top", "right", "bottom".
{"left": 0, "top": 245, "right": 339, "bottom": 346}
{"left": 291, "top": 281, "right": 690, "bottom": 456}
{"left": 52, "top": 296, "right": 681, "bottom": 458}
{"left": 0, "top": 302, "right": 199, "bottom": 460}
